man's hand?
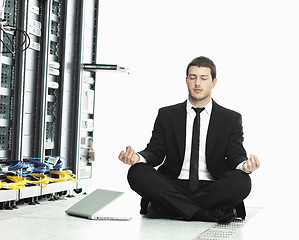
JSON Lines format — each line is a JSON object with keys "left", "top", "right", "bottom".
{"left": 118, "top": 146, "right": 140, "bottom": 165}
{"left": 242, "top": 154, "right": 260, "bottom": 173}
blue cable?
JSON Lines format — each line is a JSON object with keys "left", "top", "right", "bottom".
{"left": 29, "top": 158, "right": 50, "bottom": 173}
{"left": 49, "top": 156, "right": 65, "bottom": 169}
{"left": 5, "top": 160, "right": 33, "bottom": 176}
{"left": 6, "top": 160, "right": 23, "bottom": 171}
{"left": 53, "top": 159, "right": 63, "bottom": 169}
{"left": 16, "top": 162, "right": 33, "bottom": 176}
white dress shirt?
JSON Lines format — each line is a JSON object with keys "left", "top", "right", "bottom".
{"left": 138, "top": 99, "right": 246, "bottom": 180}
{"left": 178, "top": 100, "right": 213, "bottom": 180}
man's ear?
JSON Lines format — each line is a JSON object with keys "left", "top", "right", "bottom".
{"left": 212, "top": 78, "right": 217, "bottom": 88}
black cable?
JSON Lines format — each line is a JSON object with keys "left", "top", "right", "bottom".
{"left": 0, "top": 25, "right": 31, "bottom": 53}
{"left": 13, "top": 25, "right": 31, "bottom": 51}
{"left": 0, "top": 25, "right": 15, "bottom": 54}
{"left": 0, "top": 38, "right": 14, "bottom": 54}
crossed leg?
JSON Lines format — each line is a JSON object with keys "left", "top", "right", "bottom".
{"left": 127, "top": 163, "right": 251, "bottom": 220}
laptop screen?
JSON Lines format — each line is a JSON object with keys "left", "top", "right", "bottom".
{"left": 65, "top": 189, "right": 124, "bottom": 218}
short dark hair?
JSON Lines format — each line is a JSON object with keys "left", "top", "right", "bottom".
{"left": 186, "top": 56, "right": 217, "bottom": 80}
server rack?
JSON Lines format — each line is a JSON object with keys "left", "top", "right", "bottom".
{"left": 0, "top": 0, "right": 98, "bottom": 207}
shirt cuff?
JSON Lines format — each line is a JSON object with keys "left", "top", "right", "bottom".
{"left": 137, "top": 153, "right": 147, "bottom": 163}
{"left": 236, "top": 161, "right": 251, "bottom": 174}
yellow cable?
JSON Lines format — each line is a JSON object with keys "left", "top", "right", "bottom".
{"left": 49, "top": 170, "right": 78, "bottom": 182}
{"left": 29, "top": 173, "right": 50, "bottom": 188}
{"left": 0, "top": 170, "right": 77, "bottom": 189}
{"left": 5, "top": 176, "right": 28, "bottom": 189}
{"left": 0, "top": 180, "right": 6, "bottom": 189}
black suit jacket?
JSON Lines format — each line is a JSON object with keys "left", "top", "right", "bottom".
{"left": 139, "top": 100, "right": 248, "bottom": 180}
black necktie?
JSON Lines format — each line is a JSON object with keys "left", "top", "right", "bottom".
{"left": 189, "top": 107, "right": 205, "bottom": 192}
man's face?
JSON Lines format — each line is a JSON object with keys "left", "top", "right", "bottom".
{"left": 186, "top": 66, "right": 217, "bottom": 104}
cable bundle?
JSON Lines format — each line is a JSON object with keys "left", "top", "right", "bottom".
{"left": 29, "top": 158, "right": 50, "bottom": 173}
{"left": 49, "top": 170, "right": 77, "bottom": 183}
{"left": 4, "top": 175, "right": 28, "bottom": 189}
{"left": 28, "top": 173, "right": 50, "bottom": 188}
{"left": 5, "top": 160, "right": 33, "bottom": 176}
{"left": 47, "top": 156, "right": 66, "bottom": 170}
{"left": 0, "top": 157, "right": 77, "bottom": 189}
{"left": 0, "top": 24, "right": 30, "bottom": 54}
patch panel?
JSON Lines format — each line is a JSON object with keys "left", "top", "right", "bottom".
{"left": 0, "top": 95, "right": 10, "bottom": 119}
{"left": 49, "top": 40, "right": 59, "bottom": 56}
{"left": 43, "top": 0, "right": 65, "bottom": 164}
{"left": 47, "top": 87, "right": 57, "bottom": 97}
{"left": 2, "top": 32, "right": 13, "bottom": 56}
{"left": 4, "top": 0, "right": 16, "bottom": 26}
{"left": 2, "top": 34, "right": 14, "bottom": 58}
{"left": 0, "top": 95, "right": 14, "bottom": 121}
{"left": 51, "top": 20, "right": 60, "bottom": 37}
{"left": 1, "top": 0, "right": 17, "bottom": 161}
{"left": 2, "top": 0, "right": 17, "bottom": 57}
{"left": 51, "top": 0, "right": 60, "bottom": 17}
{"left": 47, "top": 102, "right": 56, "bottom": 116}
{"left": 1, "top": 64, "right": 12, "bottom": 88}
{"left": 46, "top": 122, "right": 55, "bottom": 145}
{"left": 0, "top": 126, "right": 11, "bottom": 152}
{"left": 0, "top": 127, "right": 8, "bottom": 150}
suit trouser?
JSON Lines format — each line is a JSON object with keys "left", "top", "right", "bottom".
{"left": 127, "top": 163, "right": 252, "bottom": 220}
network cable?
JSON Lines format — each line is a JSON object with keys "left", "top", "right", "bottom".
{"left": 19, "top": 162, "right": 33, "bottom": 176}
{"left": 47, "top": 156, "right": 65, "bottom": 170}
{"left": 5, "top": 175, "right": 28, "bottom": 189}
{"left": 29, "top": 158, "right": 50, "bottom": 173}
{"left": 0, "top": 24, "right": 30, "bottom": 54}
{"left": 0, "top": 180, "right": 4, "bottom": 189}
{"left": 29, "top": 173, "right": 50, "bottom": 188}
{"left": 53, "top": 159, "right": 63, "bottom": 169}
{"left": 49, "top": 170, "right": 77, "bottom": 182}
{"left": 5, "top": 160, "right": 33, "bottom": 177}
{"left": 6, "top": 159, "right": 23, "bottom": 171}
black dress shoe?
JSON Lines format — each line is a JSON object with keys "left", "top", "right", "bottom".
{"left": 214, "top": 206, "right": 237, "bottom": 224}
{"left": 146, "top": 201, "right": 174, "bottom": 219}
{"left": 192, "top": 206, "right": 237, "bottom": 223}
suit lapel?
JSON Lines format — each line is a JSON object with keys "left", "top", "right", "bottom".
{"left": 174, "top": 101, "right": 187, "bottom": 162}
{"left": 172, "top": 100, "right": 224, "bottom": 163}
{"left": 206, "top": 100, "right": 224, "bottom": 160}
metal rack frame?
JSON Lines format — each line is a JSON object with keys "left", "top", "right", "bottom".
{"left": 0, "top": 0, "right": 99, "bottom": 205}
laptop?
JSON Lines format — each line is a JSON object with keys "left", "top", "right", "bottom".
{"left": 65, "top": 189, "right": 132, "bottom": 220}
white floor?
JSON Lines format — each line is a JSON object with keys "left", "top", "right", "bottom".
{"left": 0, "top": 189, "right": 298, "bottom": 240}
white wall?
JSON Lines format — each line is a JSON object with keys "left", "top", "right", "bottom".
{"left": 92, "top": 0, "right": 299, "bottom": 208}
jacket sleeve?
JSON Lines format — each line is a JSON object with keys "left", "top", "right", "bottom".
{"left": 138, "top": 109, "right": 167, "bottom": 167}
{"left": 225, "top": 113, "right": 248, "bottom": 169}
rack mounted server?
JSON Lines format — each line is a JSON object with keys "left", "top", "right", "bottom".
{"left": 0, "top": 0, "right": 99, "bottom": 207}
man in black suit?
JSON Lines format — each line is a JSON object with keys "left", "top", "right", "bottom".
{"left": 118, "top": 56, "right": 260, "bottom": 223}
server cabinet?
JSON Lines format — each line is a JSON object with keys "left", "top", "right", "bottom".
{"left": 0, "top": 0, "right": 98, "bottom": 205}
